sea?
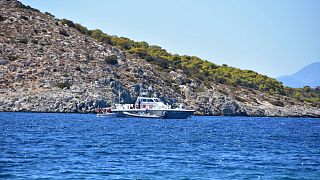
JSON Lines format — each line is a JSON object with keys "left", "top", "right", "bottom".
{"left": 1, "top": 112, "right": 320, "bottom": 179}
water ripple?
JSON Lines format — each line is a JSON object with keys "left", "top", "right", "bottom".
{"left": 1, "top": 113, "right": 320, "bottom": 179}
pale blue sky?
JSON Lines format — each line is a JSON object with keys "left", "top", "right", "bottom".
{"left": 20, "top": 0, "right": 320, "bottom": 78}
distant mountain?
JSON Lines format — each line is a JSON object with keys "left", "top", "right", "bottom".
{"left": 277, "top": 62, "right": 320, "bottom": 88}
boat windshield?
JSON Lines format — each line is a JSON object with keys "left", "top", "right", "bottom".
{"left": 137, "top": 98, "right": 162, "bottom": 103}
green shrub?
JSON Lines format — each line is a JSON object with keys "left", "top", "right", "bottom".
{"left": 218, "top": 89, "right": 228, "bottom": 95}
{"left": 30, "top": 39, "right": 38, "bottom": 44}
{"left": 0, "top": 15, "right": 5, "bottom": 21}
{"left": 60, "top": 19, "right": 76, "bottom": 28}
{"left": 20, "top": 15, "right": 29, "bottom": 20}
{"left": 105, "top": 55, "right": 118, "bottom": 65}
{"left": 8, "top": 55, "right": 19, "bottom": 61}
{"left": 74, "top": 23, "right": 89, "bottom": 35}
{"left": 59, "top": 29, "right": 69, "bottom": 37}
{"left": 17, "top": 38, "right": 28, "bottom": 44}
{"left": 57, "top": 82, "right": 72, "bottom": 89}
{"left": 44, "top": 12, "right": 55, "bottom": 18}
{"left": 269, "top": 99, "right": 285, "bottom": 107}
{"left": 19, "top": 4, "right": 40, "bottom": 12}
{"left": 75, "top": 66, "right": 82, "bottom": 72}
{"left": 235, "top": 96, "right": 246, "bottom": 102}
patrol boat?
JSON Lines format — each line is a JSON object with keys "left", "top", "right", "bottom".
{"left": 97, "top": 89, "right": 194, "bottom": 119}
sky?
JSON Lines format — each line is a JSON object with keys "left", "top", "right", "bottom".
{"left": 20, "top": 0, "right": 320, "bottom": 78}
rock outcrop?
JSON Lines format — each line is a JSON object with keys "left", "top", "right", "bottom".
{"left": 0, "top": 0, "right": 319, "bottom": 117}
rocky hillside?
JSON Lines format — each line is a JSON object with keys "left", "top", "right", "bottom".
{"left": 0, "top": 0, "right": 319, "bottom": 117}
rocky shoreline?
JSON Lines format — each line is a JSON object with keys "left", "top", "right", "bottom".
{"left": 1, "top": 111, "right": 319, "bottom": 118}
{"left": 0, "top": 0, "right": 319, "bottom": 117}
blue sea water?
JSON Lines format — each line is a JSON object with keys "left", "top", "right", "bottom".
{"left": 1, "top": 112, "right": 320, "bottom": 179}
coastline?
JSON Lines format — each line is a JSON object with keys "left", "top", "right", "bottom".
{"left": 1, "top": 111, "right": 319, "bottom": 118}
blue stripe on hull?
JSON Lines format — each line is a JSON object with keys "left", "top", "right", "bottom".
{"left": 164, "top": 111, "right": 193, "bottom": 119}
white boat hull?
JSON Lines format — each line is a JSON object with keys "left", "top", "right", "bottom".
{"left": 96, "top": 113, "right": 117, "bottom": 118}
{"left": 122, "top": 111, "right": 163, "bottom": 118}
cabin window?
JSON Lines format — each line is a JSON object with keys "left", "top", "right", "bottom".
{"left": 147, "top": 99, "right": 154, "bottom": 102}
{"left": 142, "top": 99, "right": 147, "bottom": 102}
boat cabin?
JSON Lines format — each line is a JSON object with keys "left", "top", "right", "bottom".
{"left": 135, "top": 97, "right": 168, "bottom": 109}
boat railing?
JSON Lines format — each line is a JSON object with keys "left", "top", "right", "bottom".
{"left": 114, "top": 104, "right": 134, "bottom": 110}
{"left": 114, "top": 103, "right": 171, "bottom": 110}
